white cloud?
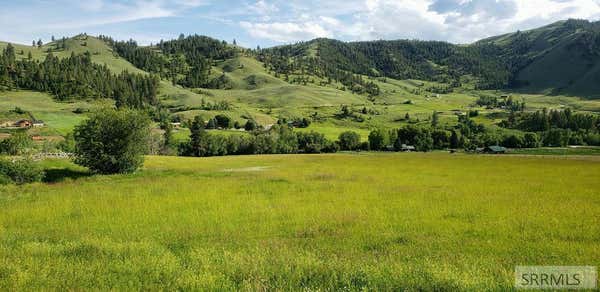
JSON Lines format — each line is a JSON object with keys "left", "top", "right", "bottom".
{"left": 0, "top": 0, "right": 210, "bottom": 44}
{"left": 240, "top": 21, "right": 331, "bottom": 42}
{"left": 48, "top": 1, "right": 177, "bottom": 29}
{"left": 238, "top": 0, "right": 600, "bottom": 44}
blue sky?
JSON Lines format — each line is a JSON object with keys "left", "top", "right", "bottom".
{"left": 1, "top": 0, "right": 599, "bottom": 47}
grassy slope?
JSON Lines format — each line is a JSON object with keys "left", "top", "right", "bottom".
{"left": 0, "top": 91, "right": 110, "bottom": 135}
{"left": 0, "top": 153, "right": 598, "bottom": 290}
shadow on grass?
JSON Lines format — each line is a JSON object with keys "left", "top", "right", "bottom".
{"left": 43, "top": 168, "right": 93, "bottom": 183}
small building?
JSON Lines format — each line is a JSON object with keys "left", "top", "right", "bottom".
{"left": 483, "top": 145, "right": 506, "bottom": 154}
{"left": 32, "top": 120, "right": 45, "bottom": 127}
{"left": 14, "top": 119, "right": 32, "bottom": 128}
{"left": 170, "top": 122, "right": 182, "bottom": 128}
{"left": 400, "top": 144, "right": 416, "bottom": 152}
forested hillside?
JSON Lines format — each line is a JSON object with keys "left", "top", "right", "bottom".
{"left": 259, "top": 38, "right": 509, "bottom": 90}
{"left": 480, "top": 19, "right": 600, "bottom": 97}
{"left": 100, "top": 35, "right": 237, "bottom": 89}
{"left": 257, "top": 19, "right": 600, "bottom": 98}
{"left": 0, "top": 43, "right": 159, "bottom": 108}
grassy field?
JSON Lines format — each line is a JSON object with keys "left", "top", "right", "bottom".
{"left": 0, "top": 153, "right": 598, "bottom": 290}
{"left": 509, "top": 146, "right": 600, "bottom": 155}
{"left": 0, "top": 91, "right": 110, "bottom": 135}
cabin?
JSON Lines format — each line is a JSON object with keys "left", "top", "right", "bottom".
{"left": 32, "top": 120, "right": 45, "bottom": 127}
{"left": 400, "top": 144, "right": 416, "bottom": 152}
{"left": 483, "top": 146, "right": 506, "bottom": 154}
{"left": 14, "top": 119, "right": 32, "bottom": 128}
{"left": 170, "top": 122, "right": 182, "bottom": 128}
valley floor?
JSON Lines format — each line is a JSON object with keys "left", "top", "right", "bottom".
{"left": 0, "top": 153, "right": 599, "bottom": 290}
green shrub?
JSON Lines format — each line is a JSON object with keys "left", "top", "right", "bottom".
{"left": 74, "top": 108, "right": 151, "bottom": 174}
{"left": 0, "top": 132, "right": 33, "bottom": 155}
{"left": 0, "top": 158, "right": 45, "bottom": 185}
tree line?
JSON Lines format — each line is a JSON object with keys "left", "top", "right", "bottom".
{"left": 178, "top": 116, "right": 339, "bottom": 157}
{"left": 499, "top": 108, "right": 600, "bottom": 147}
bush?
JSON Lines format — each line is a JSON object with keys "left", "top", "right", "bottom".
{"left": 73, "top": 108, "right": 151, "bottom": 174}
{"left": 0, "top": 158, "right": 44, "bottom": 185}
{"left": 584, "top": 133, "right": 600, "bottom": 146}
{"left": 0, "top": 132, "right": 33, "bottom": 155}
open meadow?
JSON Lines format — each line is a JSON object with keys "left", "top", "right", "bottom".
{"left": 0, "top": 153, "right": 599, "bottom": 290}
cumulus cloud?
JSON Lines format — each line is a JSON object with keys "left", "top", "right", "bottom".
{"left": 1, "top": 0, "right": 599, "bottom": 46}
{"left": 238, "top": 0, "right": 600, "bottom": 44}
{"left": 240, "top": 21, "right": 331, "bottom": 42}
{"left": 0, "top": 0, "right": 210, "bottom": 44}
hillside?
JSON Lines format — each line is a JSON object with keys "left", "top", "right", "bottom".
{"left": 1, "top": 20, "right": 600, "bottom": 146}
{"left": 479, "top": 19, "right": 600, "bottom": 98}
{"left": 261, "top": 19, "right": 600, "bottom": 99}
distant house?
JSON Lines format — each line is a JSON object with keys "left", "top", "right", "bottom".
{"left": 171, "top": 122, "right": 182, "bottom": 128}
{"left": 400, "top": 144, "right": 416, "bottom": 152}
{"left": 483, "top": 146, "right": 507, "bottom": 154}
{"left": 32, "top": 120, "right": 45, "bottom": 127}
{"left": 14, "top": 119, "right": 32, "bottom": 128}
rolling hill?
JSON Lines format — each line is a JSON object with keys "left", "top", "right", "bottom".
{"left": 1, "top": 19, "right": 599, "bottom": 143}
{"left": 261, "top": 19, "right": 600, "bottom": 98}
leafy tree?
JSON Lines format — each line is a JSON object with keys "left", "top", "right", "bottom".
{"left": 450, "top": 130, "right": 460, "bottom": 149}
{"left": 542, "top": 128, "right": 570, "bottom": 147}
{"left": 522, "top": 132, "right": 539, "bottom": 148}
{"left": 206, "top": 118, "right": 217, "bottom": 129}
{"left": 214, "top": 114, "right": 232, "bottom": 129}
{"left": 297, "top": 131, "right": 330, "bottom": 153}
{"left": 432, "top": 129, "right": 450, "bottom": 149}
{"left": 244, "top": 119, "right": 258, "bottom": 131}
{"left": 338, "top": 131, "right": 361, "bottom": 151}
{"left": 502, "top": 134, "right": 524, "bottom": 148}
{"left": 73, "top": 109, "right": 151, "bottom": 174}
{"left": 368, "top": 128, "right": 389, "bottom": 151}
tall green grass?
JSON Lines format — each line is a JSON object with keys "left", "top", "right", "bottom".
{"left": 0, "top": 153, "right": 598, "bottom": 290}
